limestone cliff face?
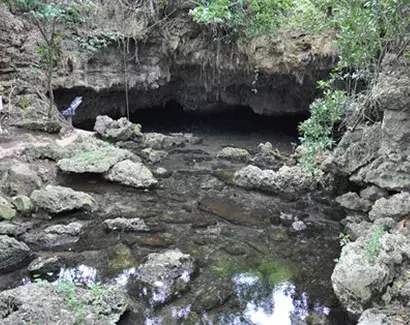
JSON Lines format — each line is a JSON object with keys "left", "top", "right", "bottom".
{"left": 0, "top": 1, "right": 335, "bottom": 125}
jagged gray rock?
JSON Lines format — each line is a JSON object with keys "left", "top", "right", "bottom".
{"left": 57, "top": 136, "right": 137, "bottom": 174}
{"left": 0, "top": 235, "right": 32, "bottom": 272}
{"left": 336, "top": 192, "right": 373, "bottom": 212}
{"left": 217, "top": 147, "right": 250, "bottom": 162}
{"left": 141, "top": 148, "right": 168, "bottom": 163}
{"left": 94, "top": 115, "right": 143, "bottom": 142}
{"left": 129, "top": 249, "right": 195, "bottom": 304}
{"left": 30, "top": 185, "right": 95, "bottom": 214}
{"left": 0, "top": 162, "right": 41, "bottom": 196}
{"left": 104, "top": 217, "right": 149, "bottom": 232}
{"left": 357, "top": 309, "right": 391, "bottom": 325}
{"left": 360, "top": 186, "right": 389, "bottom": 202}
{"left": 369, "top": 192, "right": 410, "bottom": 221}
{"left": 143, "top": 132, "right": 185, "bottom": 150}
{"left": 104, "top": 160, "right": 158, "bottom": 189}
{"left": 11, "top": 195, "right": 33, "bottom": 216}
{"left": 0, "top": 282, "right": 128, "bottom": 324}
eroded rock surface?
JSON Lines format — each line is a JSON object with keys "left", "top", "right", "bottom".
{"left": 30, "top": 185, "right": 95, "bottom": 214}
{"left": 94, "top": 115, "right": 143, "bottom": 142}
{"left": 104, "top": 217, "right": 149, "bottom": 232}
{"left": 0, "top": 162, "right": 41, "bottom": 196}
{"left": 0, "top": 235, "right": 32, "bottom": 273}
{"left": 217, "top": 147, "right": 250, "bottom": 162}
{"left": 369, "top": 192, "right": 410, "bottom": 221}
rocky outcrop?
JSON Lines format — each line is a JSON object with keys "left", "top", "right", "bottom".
{"left": 0, "top": 161, "right": 41, "bottom": 196}
{"left": 331, "top": 228, "right": 410, "bottom": 318}
{"left": 104, "top": 160, "right": 158, "bottom": 189}
{"left": 217, "top": 147, "right": 250, "bottom": 162}
{"left": 234, "top": 164, "right": 322, "bottom": 194}
{"left": 30, "top": 185, "right": 95, "bottom": 214}
{"left": 0, "top": 235, "right": 32, "bottom": 272}
{"left": 0, "top": 282, "right": 128, "bottom": 324}
{"left": 94, "top": 115, "right": 143, "bottom": 142}
{"left": 129, "top": 249, "right": 195, "bottom": 304}
{"left": 57, "top": 136, "right": 136, "bottom": 174}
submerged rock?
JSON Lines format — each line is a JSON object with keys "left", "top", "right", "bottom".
{"left": 0, "top": 162, "right": 42, "bottom": 196}
{"left": 57, "top": 136, "right": 136, "bottom": 174}
{"left": 94, "top": 115, "right": 143, "bottom": 142}
{"left": 30, "top": 185, "right": 95, "bottom": 214}
{"left": 143, "top": 132, "right": 185, "bottom": 150}
{"left": 104, "top": 160, "right": 158, "bottom": 189}
{"left": 336, "top": 192, "right": 373, "bottom": 212}
{"left": 129, "top": 249, "right": 195, "bottom": 304}
{"left": 234, "top": 165, "right": 320, "bottom": 194}
{"left": 369, "top": 192, "right": 410, "bottom": 221}
{"left": 217, "top": 147, "right": 250, "bottom": 162}
{"left": 104, "top": 217, "right": 149, "bottom": 232}
{"left": 0, "top": 235, "right": 32, "bottom": 272}
{"left": 0, "top": 282, "right": 128, "bottom": 324}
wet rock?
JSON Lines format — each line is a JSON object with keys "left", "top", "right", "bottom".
{"left": 94, "top": 115, "right": 143, "bottom": 142}
{"left": 143, "top": 132, "right": 185, "bottom": 150}
{"left": 57, "top": 136, "right": 136, "bottom": 174}
{"left": 153, "top": 167, "right": 172, "bottom": 178}
{"left": 22, "top": 222, "right": 84, "bottom": 247}
{"left": 336, "top": 192, "right": 373, "bottom": 212}
{"left": 217, "top": 147, "right": 250, "bottom": 162}
{"left": 129, "top": 249, "right": 195, "bottom": 304}
{"left": 0, "top": 235, "right": 32, "bottom": 272}
{"left": 192, "top": 282, "right": 233, "bottom": 313}
{"left": 141, "top": 148, "right": 168, "bottom": 163}
{"left": 369, "top": 192, "right": 410, "bottom": 221}
{"left": 360, "top": 186, "right": 389, "bottom": 202}
{"left": 0, "top": 221, "right": 26, "bottom": 237}
{"left": 0, "top": 282, "right": 128, "bottom": 324}
{"left": 104, "top": 160, "right": 158, "bottom": 189}
{"left": 234, "top": 165, "right": 320, "bottom": 194}
{"left": 133, "top": 234, "right": 174, "bottom": 248}
{"left": 331, "top": 228, "right": 410, "bottom": 317}
{"left": 104, "top": 217, "right": 149, "bottom": 232}
{"left": 0, "top": 162, "right": 42, "bottom": 196}
{"left": 357, "top": 308, "right": 391, "bottom": 325}
{"left": 292, "top": 220, "right": 307, "bottom": 232}
{"left": 11, "top": 195, "right": 33, "bottom": 216}
{"left": 28, "top": 256, "right": 62, "bottom": 280}
{"left": 0, "top": 204, "right": 16, "bottom": 220}
{"left": 108, "top": 245, "right": 138, "bottom": 271}
{"left": 30, "top": 185, "right": 95, "bottom": 214}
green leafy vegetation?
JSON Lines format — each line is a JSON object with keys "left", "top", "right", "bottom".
{"left": 365, "top": 226, "right": 384, "bottom": 264}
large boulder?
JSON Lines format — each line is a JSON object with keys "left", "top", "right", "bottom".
{"left": 369, "top": 193, "right": 410, "bottom": 221}
{"left": 0, "top": 162, "right": 42, "bottom": 196}
{"left": 57, "top": 136, "right": 136, "bottom": 174}
{"left": 143, "top": 132, "right": 185, "bottom": 150}
{"left": 336, "top": 192, "right": 373, "bottom": 213}
{"left": 0, "top": 235, "right": 32, "bottom": 272}
{"left": 0, "top": 282, "right": 128, "bottom": 324}
{"left": 11, "top": 195, "right": 33, "bottom": 216}
{"left": 94, "top": 115, "right": 143, "bottom": 142}
{"left": 129, "top": 249, "right": 195, "bottom": 304}
{"left": 104, "top": 160, "right": 158, "bottom": 189}
{"left": 217, "top": 147, "right": 250, "bottom": 162}
{"left": 331, "top": 228, "right": 410, "bottom": 317}
{"left": 30, "top": 185, "right": 95, "bottom": 214}
{"left": 233, "top": 165, "right": 321, "bottom": 194}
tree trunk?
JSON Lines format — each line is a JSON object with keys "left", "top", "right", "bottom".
{"left": 47, "top": 46, "right": 55, "bottom": 119}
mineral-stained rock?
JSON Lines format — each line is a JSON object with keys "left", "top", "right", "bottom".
{"left": 0, "top": 235, "right": 32, "bottom": 272}
{"left": 331, "top": 228, "right": 410, "bottom": 317}
{"left": 128, "top": 249, "right": 195, "bottom": 304}
{"left": 141, "top": 148, "right": 168, "bottom": 163}
{"left": 104, "top": 217, "right": 149, "bottom": 232}
{"left": 143, "top": 132, "right": 185, "bottom": 150}
{"left": 336, "top": 192, "right": 373, "bottom": 212}
{"left": 0, "top": 282, "right": 128, "bottom": 324}
{"left": 217, "top": 147, "right": 251, "bottom": 162}
{"left": 0, "top": 162, "right": 42, "bottom": 196}
{"left": 30, "top": 185, "right": 95, "bottom": 214}
{"left": 94, "top": 115, "right": 143, "bottom": 142}
{"left": 104, "top": 160, "right": 158, "bottom": 189}
{"left": 57, "top": 136, "right": 137, "bottom": 174}
{"left": 0, "top": 204, "right": 16, "bottom": 220}
{"left": 11, "top": 195, "right": 33, "bottom": 216}
{"left": 234, "top": 164, "right": 321, "bottom": 194}
{"left": 369, "top": 192, "right": 410, "bottom": 221}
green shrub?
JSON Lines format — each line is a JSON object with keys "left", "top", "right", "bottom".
{"left": 365, "top": 226, "right": 384, "bottom": 264}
